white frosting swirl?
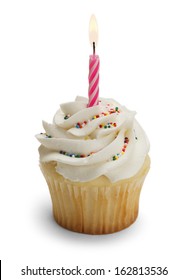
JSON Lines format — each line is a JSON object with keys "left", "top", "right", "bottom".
{"left": 36, "top": 96, "right": 149, "bottom": 182}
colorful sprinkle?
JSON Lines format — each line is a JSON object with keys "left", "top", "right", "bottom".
{"left": 59, "top": 150, "right": 95, "bottom": 158}
{"left": 74, "top": 104, "right": 121, "bottom": 129}
{"left": 111, "top": 137, "right": 129, "bottom": 161}
{"left": 133, "top": 129, "right": 138, "bottom": 140}
{"left": 75, "top": 121, "right": 88, "bottom": 129}
{"left": 59, "top": 137, "right": 129, "bottom": 161}
{"left": 99, "top": 122, "right": 117, "bottom": 129}
{"left": 64, "top": 114, "right": 71, "bottom": 120}
{"left": 124, "top": 137, "right": 129, "bottom": 143}
{"left": 40, "top": 132, "right": 52, "bottom": 138}
{"left": 40, "top": 133, "right": 52, "bottom": 138}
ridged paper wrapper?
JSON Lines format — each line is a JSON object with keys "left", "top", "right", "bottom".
{"left": 40, "top": 156, "right": 150, "bottom": 234}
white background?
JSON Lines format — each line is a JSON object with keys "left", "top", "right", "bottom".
{"left": 0, "top": 0, "right": 188, "bottom": 279}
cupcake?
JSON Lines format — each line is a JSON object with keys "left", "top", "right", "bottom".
{"left": 36, "top": 96, "right": 150, "bottom": 234}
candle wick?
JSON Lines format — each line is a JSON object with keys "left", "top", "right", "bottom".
{"left": 93, "top": 42, "right": 95, "bottom": 55}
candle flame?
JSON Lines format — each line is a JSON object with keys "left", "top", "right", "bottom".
{"left": 89, "top": 15, "right": 98, "bottom": 46}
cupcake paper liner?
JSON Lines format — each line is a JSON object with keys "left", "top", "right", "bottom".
{"left": 40, "top": 155, "right": 150, "bottom": 234}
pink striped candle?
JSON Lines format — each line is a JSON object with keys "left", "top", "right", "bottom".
{"left": 88, "top": 51, "right": 100, "bottom": 107}
{"left": 88, "top": 15, "right": 100, "bottom": 107}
